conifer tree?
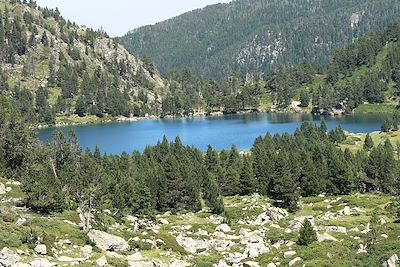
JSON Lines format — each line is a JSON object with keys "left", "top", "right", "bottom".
{"left": 363, "top": 133, "right": 374, "bottom": 151}
{"left": 297, "top": 218, "right": 317, "bottom": 246}
{"left": 239, "top": 155, "right": 255, "bottom": 195}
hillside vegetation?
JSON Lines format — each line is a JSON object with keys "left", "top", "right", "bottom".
{"left": 0, "top": 0, "right": 166, "bottom": 126}
{"left": 119, "top": 0, "right": 400, "bottom": 79}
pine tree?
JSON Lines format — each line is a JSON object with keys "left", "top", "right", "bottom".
{"left": 297, "top": 218, "right": 317, "bottom": 246}
{"left": 239, "top": 155, "right": 255, "bottom": 195}
{"left": 363, "top": 133, "right": 374, "bottom": 151}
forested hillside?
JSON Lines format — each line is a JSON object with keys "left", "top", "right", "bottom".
{"left": 156, "top": 20, "right": 400, "bottom": 117}
{"left": 119, "top": 0, "right": 400, "bottom": 79}
{"left": 0, "top": 0, "right": 166, "bottom": 126}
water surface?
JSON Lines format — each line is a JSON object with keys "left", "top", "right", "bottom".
{"left": 37, "top": 113, "right": 386, "bottom": 154}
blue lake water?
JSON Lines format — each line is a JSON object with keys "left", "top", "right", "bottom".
{"left": 37, "top": 113, "right": 387, "bottom": 154}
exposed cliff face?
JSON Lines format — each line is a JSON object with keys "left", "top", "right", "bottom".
{"left": 119, "top": 0, "right": 400, "bottom": 80}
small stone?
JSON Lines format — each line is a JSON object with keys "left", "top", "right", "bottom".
{"left": 288, "top": 257, "right": 302, "bottom": 267}
{"left": 96, "top": 256, "right": 107, "bottom": 267}
{"left": 284, "top": 251, "right": 296, "bottom": 258}
{"left": 216, "top": 224, "right": 231, "bottom": 233}
{"left": 34, "top": 244, "right": 47, "bottom": 255}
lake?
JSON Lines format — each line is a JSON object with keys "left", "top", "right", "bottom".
{"left": 37, "top": 113, "right": 387, "bottom": 154}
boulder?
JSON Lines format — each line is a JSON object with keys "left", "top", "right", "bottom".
{"left": 0, "top": 183, "right": 6, "bottom": 195}
{"left": 0, "top": 247, "right": 20, "bottom": 267}
{"left": 88, "top": 230, "right": 129, "bottom": 252}
{"left": 288, "top": 257, "right": 302, "bottom": 267}
{"left": 126, "top": 252, "right": 143, "bottom": 262}
{"left": 284, "top": 251, "right": 297, "bottom": 259}
{"left": 339, "top": 206, "right": 351, "bottom": 216}
{"left": 326, "top": 226, "right": 347, "bottom": 234}
{"left": 96, "top": 256, "right": 108, "bottom": 266}
{"left": 176, "top": 235, "right": 208, "bottom": 254}
{"left": 158, "top": 218, "right": 169, "bottom": 225}
{"left": 81, "top": 245, "right": 93, "bottom": 255}
{"left": 317, "top": 232, "right": 337, "bottom": 242}
{"left": 34, "top": 244, "right": 47, "bottom": 255}
{"left": 267, "top": 264, "right": 277, "bottom": 267}
{"left": 216, "top": 224, "right": 232, "bottom": 233}
{"left": 288, "top": 216, "right": 315, "bottom": 233}
{"left": 382, "top": 254, "right": 399, "bottom": 267}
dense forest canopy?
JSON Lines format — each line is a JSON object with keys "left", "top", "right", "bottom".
{"left": 119, "top": 0, "right": 400, "bottom": 80}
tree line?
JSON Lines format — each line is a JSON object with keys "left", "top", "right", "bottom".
{"left": 1, "top": 95, "right": 399, "bottom": 218}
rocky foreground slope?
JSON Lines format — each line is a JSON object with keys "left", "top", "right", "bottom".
{"left": 0, "top": 177, "right": 399, "bottom": 267}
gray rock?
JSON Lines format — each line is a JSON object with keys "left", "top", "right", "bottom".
{"left": 88, "top": 230, "right": 129, "bottom": 252}
{"left": 317, "top": 232, "right": 337, "bottom": 242}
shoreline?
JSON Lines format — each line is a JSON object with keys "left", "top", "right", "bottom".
{"left": 34, "top": 108, "right": 389, "bottom": 130}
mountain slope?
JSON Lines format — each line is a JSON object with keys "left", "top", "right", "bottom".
{"left": 0, "top": 0, "right": 166, "bottom": 126}
{"left": 119, "top": 0, "right": 400, "bottom": 79}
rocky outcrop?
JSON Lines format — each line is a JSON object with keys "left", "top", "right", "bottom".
{"left": 0, "top": 248, "right": 20, "bottom": 267}
{"left": 87, "top": 230, "right": 129, "bottom": 252}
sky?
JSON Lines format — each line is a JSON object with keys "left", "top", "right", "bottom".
{"left": 35, "top": 0, "right": 232, "bottom": 37}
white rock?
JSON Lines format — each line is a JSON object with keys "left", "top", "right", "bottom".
{"left": 267, "top": 263, "right": 277, "bottom": 267}
{"left": 0, "top": 183, "right": 6, "bottom": 195}
{"left": 380, "top": 218, "right": 387, "bottom": 225}
{"left": 216, "top": 224, "right": 232, "bottom": 233}
{"left": 381, "top": 234, "right": 389, "bottom": 239}
{"left": 158, "top": 218, "right": 169, "bottom": 225}
{"left": 88, "top": 230, "right": 129, "bottom": 252}
{"left": 288, "top": 257, "right": 302, "bottom": 267}
{"left": 14, "top": 264, "right": 31, "bottom": 267}
{"left": 96, "top": 255, "right": 108, "bottom": 266}
{"left": 30, "top": 258, "right": 54, "bottom": 267}
{"left": 339, "top": 206, "right": 351, "bottom": 216}
{"left": 382, "top": 254, "right": 399, "bottom": 267}
{"left": 284, "top": 251, "right": 296, "bottom": 259}
{"left": 126, "top": 252, "right": 143, "bottom": 262}
{"left": 81, "top": 245, "right": 93, "bottom": 254}
{"left": 34, "top": 244, "right": 47, "bottom": 255}
{"left": 15, "top": 217, "right": 26, "bottom": 226}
